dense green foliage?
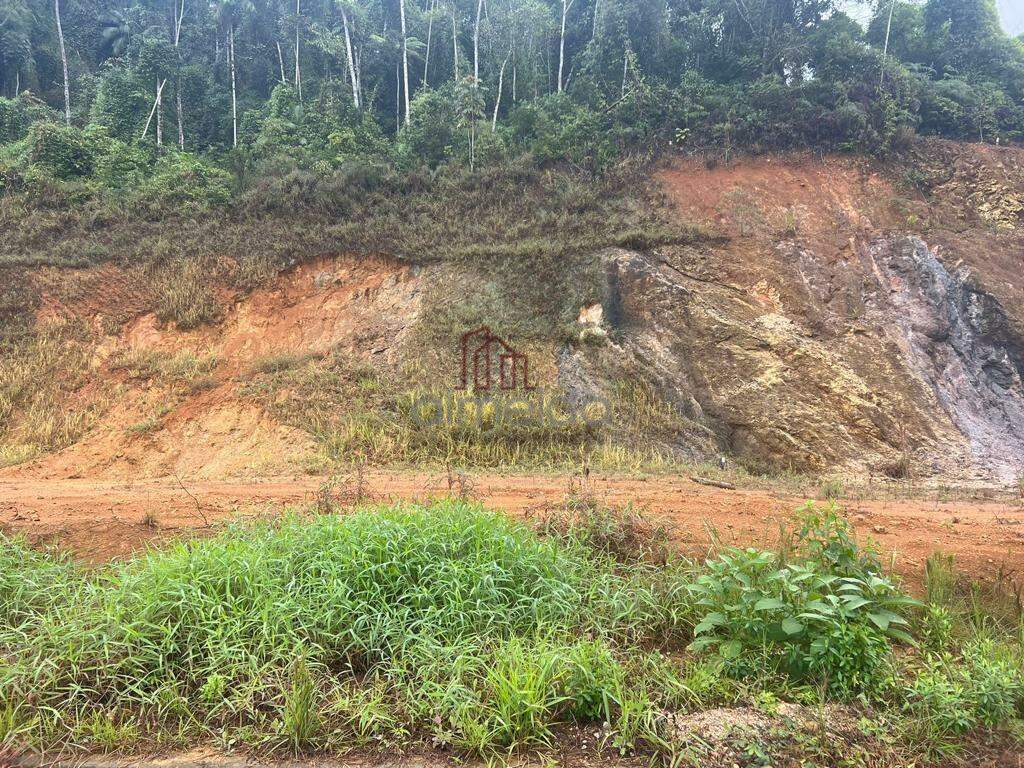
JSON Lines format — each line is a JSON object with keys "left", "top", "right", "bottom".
{"left": 0, "top": 501, "right": 1021, "bottom": 760}
{"left": 0, "top": 0, "right": 1023, "bottom": 208}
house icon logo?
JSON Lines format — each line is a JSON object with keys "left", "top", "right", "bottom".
{"left": 458, "top": 326, "right": 535, "bottom": 391}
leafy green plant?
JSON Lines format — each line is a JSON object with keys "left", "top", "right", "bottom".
{"left": 687, "top": 546, "right": 917, "bottom": 695}
{"left": 793, "top": 502, "right": 881, "bottom": 579}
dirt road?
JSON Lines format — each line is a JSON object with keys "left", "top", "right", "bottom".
{"left": 2, "top": 472, "right": 1023, "bottom": 584}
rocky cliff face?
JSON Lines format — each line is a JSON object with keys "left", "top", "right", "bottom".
{"left": 559, "top": 146, "right": 1024, "bottom": 483}
{"left": 869, "top": 236, "right": 1024, "bottom": 482}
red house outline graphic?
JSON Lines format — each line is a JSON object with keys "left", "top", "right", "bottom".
{"left": 458, "top": 326, "right": 535, "bottom": 391}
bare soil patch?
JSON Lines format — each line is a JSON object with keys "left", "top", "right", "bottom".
{"left": 1, "top": 472, "right": 1022, "bottom": 587}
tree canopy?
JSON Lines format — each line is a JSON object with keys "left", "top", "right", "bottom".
{"left": 1, "top": 0, "right": 1023, "bottom": 200}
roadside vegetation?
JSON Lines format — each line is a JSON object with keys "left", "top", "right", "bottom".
{"left": 1, "top": 500, "right": 1021, "bottom": 764}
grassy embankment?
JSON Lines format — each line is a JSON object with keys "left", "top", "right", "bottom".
{"left": 1, "top": 160, "right": 720, "bottom": 472}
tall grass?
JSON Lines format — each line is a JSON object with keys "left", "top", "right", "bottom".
{"left": 0, "top": 501, "right": 692, "bottom": 754}
{"left": 242, "top": 352, "right": 679, "bottom": 471}
{"left": 0, "top": 320, "right": 108, "bottom": 466}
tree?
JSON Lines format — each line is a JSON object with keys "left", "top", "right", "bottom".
{"left": 54, "top": 0, "right": 70, "bottom": 124}
{"left": 399, "top": 0, "right": 410, "bottom": 123}
{"left": 294, "top": 0, "right": 302, "bottom": 99}
{"left": 99, "top": 11, "right": 132, "bottom": 58}
{"left": 924, "top": 0, "right": 1003, "bottom": 72}
{"left": 217, "top": 0, "right": 254, "bottom": 147}
{"left": 473, "top": 0, "right": 482, "bottom": 85}
{"left": 0, "top": 0, "right": 32, "bottom": 97}
{"left": 557, "top": 0, "right": 572, "bottom": 92}
{"left": 339, "top": 1, "right": 361, "bottom": 107}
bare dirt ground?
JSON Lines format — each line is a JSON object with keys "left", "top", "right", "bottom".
{"left": 2, "top": 471, "right": 1023, "bottom": 586}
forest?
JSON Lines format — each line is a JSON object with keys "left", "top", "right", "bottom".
{"left": 0, "top": 0, "right": 1023, "bottom": 205}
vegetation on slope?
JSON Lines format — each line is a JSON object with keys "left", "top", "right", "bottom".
{"left": 1, "top": 0, "right": 1023, "bottom": 223}
{"left": 0, "top": 501, "right": 1021, "bottom": 763}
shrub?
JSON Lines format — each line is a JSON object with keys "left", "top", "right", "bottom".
{"left": 25, "top": 121, "right": 99, "bottom": 179}
{"left": 961, "top": 640, "right": 1024, "bottom": 727}
{"left": 794, "top": 502, "right": 881, "bottom": 578}
{"left": 0, "top": 95, "right": 59, "bottom": 143}
{"left": 535, "top": 501, "right": 671, "bottom": 565}
{"left": 687, "top": 545, "right": 916, "bottom": 695}
{"left": 397, "top": 82, "right": 474, "bottom": 169}
{"left": 904, "top": 657, "right": 978, "bottom": 745}
{"left": 900, "top": 641, "right": 1024, "bottom": 756}
{"left": 136, "top": 152, "right": 233, "bottom": 209}
{"left": 94, "top": 138, "right": 152, "bottom": 190}
{"left": 242, "top": 83, "right": 388, "bottom": 170}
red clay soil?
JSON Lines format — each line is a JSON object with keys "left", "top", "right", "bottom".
{"left": 1, "top": 472, "right": 1022, "bottom": 587}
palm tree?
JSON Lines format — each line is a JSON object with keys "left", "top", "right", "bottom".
{"left": 99, "top": 11, "right": 131, "bottom": 58}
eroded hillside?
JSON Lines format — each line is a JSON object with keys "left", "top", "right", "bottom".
{"left": 2, "top": 140, "right": 1023, "bottom": 484}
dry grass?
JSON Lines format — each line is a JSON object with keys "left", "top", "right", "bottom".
{"left": 109, "top": 348, "right": 218, "bottom": 392}
{"left": 0, "top": 320, "right": 108, "bottom": 466}
{"left": 152, "top": 258, "right": 221, "bottom": 330}
{"left": 240, "top": 350, "right": 678, "bottom": 471}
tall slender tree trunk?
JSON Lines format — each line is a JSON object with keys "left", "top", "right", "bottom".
{"left": 452, "top": 6, "right": 459, "bottom": 79}
{"left": 141, "top": 78, "right": 167, "bottom": 139}
{"left": 492, "top": 47, "right": 510, "bottom": 131}
{"left": 880, "top": 0, "right": 895, "bottom": 86}
{"left": 399, "top": 0, "right": 410, "bottom": 125}
{"left": 156, "top": 79, "right": 163, "bottom": 146}
{"left": 355, "top": 48, "right": 362, "bottom": 97}
{"left": 176, "top": 87, "right": 184, "bottom": 148}
{"left": 55, "top": 0, "right": 70, "bottom": 124}
{"left": 557, "top": 0, "right": 572, "bottom": 93}
{"left": 473, "top": 0, "right": 483, "bottom": 85}
{"left": 422, "top": 0, "right": 434, "bottom": 88}
{"left": 229, "top": 24, "right": 237, "bottom": 147}
{"left": 340, "top": 9, "right": 360, "bottom": 108}
{"left": 276, "top": 42, "right": 287, "bottom": 83}
{"left": 174, "top": 0, "right": 185, "bottom": 149}
{"left": 294, "top": 0, "right": 302, "bottom": 100}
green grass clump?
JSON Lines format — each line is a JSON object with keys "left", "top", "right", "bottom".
{"left": 0, "top": 501, "right": 696, "bottom": 755}
{"left": 9, "top": 504, "right": 592, "bottom": 703}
